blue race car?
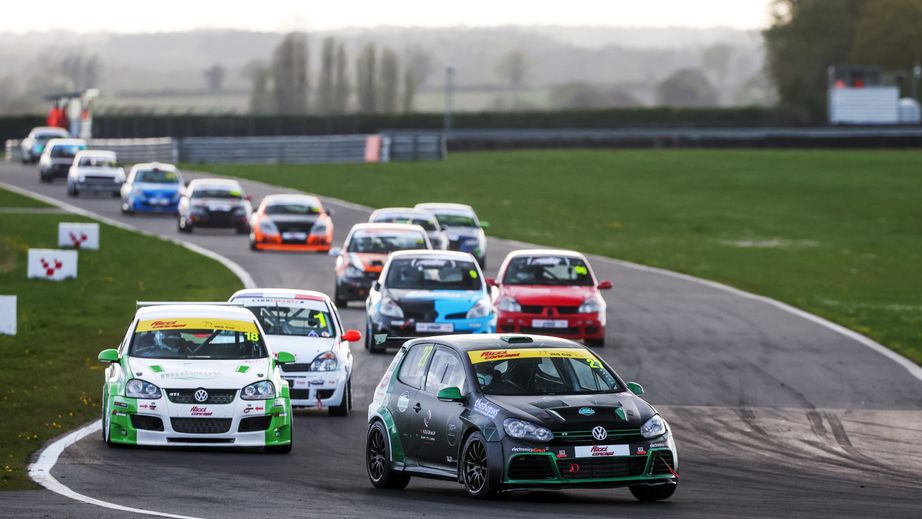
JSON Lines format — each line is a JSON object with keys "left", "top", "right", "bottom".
{"left": 365, "top": 250, "right": 496, "bottom": 353}
{"left": 120, "top": 163, "right": 185, "bottom": 215}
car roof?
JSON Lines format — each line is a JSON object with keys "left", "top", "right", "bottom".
{"left": 262, "top": 194, "right": 321, "bottom": 206}
{"left": 135, "top": 304, "right": 257, "bottom": 321}
{"left": 388, "top": 249, "right": 475, "bottom": 261}
{"left": 505, "top": 248, "right": 587, "bottom": 260}
{"left": 414, "top": 202, "right": 476, "bottom": 214}
{"left": 371, "top": 207, "right": 434, "bottom": 218}
{"left": 229, "top": 288, "right": 330, "bottom": 303}
{"left": 350, "top": 222, "right": 427, "bottom": 233}
{"left": 46, "top": 138, "right": 86, "bottom": 147}
{"left": 403, "top": 333, "right": 588, "bottom": 353}
{"left": 31, "top": 127, "right": 69, "bottom": 135}
{"left": 130, "top": 162, "right": 178, "bottom": 172}
{"left": 75, "top": 150, "right": 116, "bottom": 158}
{"left": 188, "top": 178, "right": 241, "bottom": 188}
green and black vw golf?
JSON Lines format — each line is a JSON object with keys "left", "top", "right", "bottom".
{"left": 365, "top": 334, "right": 678, "bottom": 500}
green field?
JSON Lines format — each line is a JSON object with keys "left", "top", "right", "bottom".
{"left": 201, "top": 149, "right": 922, "bottom": 365}
{"left": 0, "top": 190, "right": 242, "bottom": 490}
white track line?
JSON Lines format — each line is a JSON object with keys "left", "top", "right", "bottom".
{"left": 0, "top": 180, "right": 251, "bottom": 518}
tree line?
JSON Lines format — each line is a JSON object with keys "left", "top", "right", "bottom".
{"left": 247, "top": 33, "right": 422, "bottom": 115}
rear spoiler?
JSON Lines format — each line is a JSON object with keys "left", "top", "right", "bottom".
{"left": 136, "top": 301, "right": 244, "bottom": 308}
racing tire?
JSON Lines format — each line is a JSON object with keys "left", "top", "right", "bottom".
{"left": 334, "top": 288, "right": 348, "bottom": 308}
{"left": 630, "top": 482, "right": 677, "bottom": 502}
{"left": 329, "top": 379, "right": 350, "bottom": 416}
{"left": 249, "top": 239, "right": 258, "bottom": 251}
{"left": 111, "top": 190, "right": 120, "bottom": 198}
{"left": 366, "top": 421, "right": 411, "bottom": 490}
{"left": 265, "top": 426, "right": 293, "bottom": 454}
{"left": 39, "top": 172, "right": 51, "bottom": 183}
{"left": 585, "top": 338, "right": 605, "bottom": 348}
{"left": 461, "top": 432, "right": 499, "bottom": 499}
{"left": 101, "top": 392, "right": 112, "bottom": 447}
{"left": 178, "top": 218, "right": 193, "bottom": 234}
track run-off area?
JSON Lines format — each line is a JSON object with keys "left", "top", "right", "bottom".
{"left": 0, "top": 161, "right": 920, "bottom": 519}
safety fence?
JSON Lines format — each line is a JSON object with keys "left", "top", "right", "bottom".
{"left": 5, "top": 133, "right": 446, "bottom": 165}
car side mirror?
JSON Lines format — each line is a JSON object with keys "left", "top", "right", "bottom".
{"left": 244, "top": 195, "right": 253, "bottom": 202}
{"left": 341, "top": 329, "right": 362, "bottom": 342}
{"left": 327, "top": 207, "right": 334, "bottom": 216}
{"left": 485, "top": 277, "right": 498, "bottom": 287}
{"left": 372, "top": 280, "right": 381, "bottom": 291}
{"left": 98, "top": 348, "right": 120, "bottom": 363}
{"left": 626, "top": 382, "right": 644, "bottom": 396}
{"left": 437, "top": 386, "right": 464, "bottom": 402}
{"left": 479, "top": 221, "right": 491, "bottom": 229}
{"left": 598, "top": 280, "right": 613, "bottom": 290}
{"left": 328, "top": 247, "right": 342, "bottom": 257}
{"left": 275, "top": 351, "right": 296, "bottom": 365}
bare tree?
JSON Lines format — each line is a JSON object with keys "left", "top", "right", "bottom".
{"left": 378, "top": 48, "right": 400, "bottom": 113}
{"left": 495, "top": 49, "right": 529, "bottom": 89}
{"left": 247, "top": 61, "right": 273, "bottom": 114}
{"left": 332, "top": 43, "right": 350, "bottom": 113}
{"left": 356, "top": 43, "right": 377, "bottom": 113}
{"left": 270, "top": 32, "right": 310, "bottom": 114}
{"left": 405, "top": 45, "right": 435, "bottom": 89}
{"left": 203, "top": 64, "right": 226, "bottom": 93}
{"left": 316, "top": 37, "right": 337, "bottom": 114}
{"left": 60, "top": 52, "right": 99, "bottom": 91}
{"left": 402, "top": 67, "right": 416, "bottom": 113}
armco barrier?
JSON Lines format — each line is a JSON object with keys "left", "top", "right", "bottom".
{"left": 5, "top": 138, "right": 177, "bottom": 164}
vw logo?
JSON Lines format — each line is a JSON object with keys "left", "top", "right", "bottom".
{"left": 193, "top": 389, "right": 209, "bottom": 403}
{"left": 591, "top": 426, "right": 608, "bottom": 441}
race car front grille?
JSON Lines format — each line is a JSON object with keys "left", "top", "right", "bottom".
{"left": 165, "top": 389, "right": 237, "bottom": 405}
{"left": 274, "top": 220, "right": 314, "bottom": 234}
{"left": 130, "top": 415, "right": 164, "bottom": 431}
{"left": 444, "top": 311, "right": 468, "bottom": 320}
{"left": 83, "top": 175, "right": 118, "bottom": 184}
{"left": 170, "top": 418, "right": 232, "bottom": 434}
{"left": 551, "top": 428, "right": 646, "bottom": 445}
{"left": 167, "top": 438, "right": 234, "bottom": 444}
{"left": 556, "top": 456, "right": 647, "bottom": 479}
{"left": 650, "top": 452, "right": 675, "bottom": 475}
{"left": 508, "top": 455, "right": 555, "bottom": 480}
{"left": 280, "top": 363, "right": 311, "bottom": 373}
{"left": 400, "top": 300, "right": 438, "bottom": 322}
{"left": 519, "top": 305, "right": 581, "bottom": 315}
{"left": 289, "top": 389, "right": 311, "bottom": 400}
{"left": 238, "top": 416, "right": 272, "bottom": 432}
{"left": 317, "top": 389, "right": 335, "bottom": 399}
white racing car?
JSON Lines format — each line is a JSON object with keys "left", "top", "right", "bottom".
{"left": 229, "top": 289, "right": 362, "bottom": 416}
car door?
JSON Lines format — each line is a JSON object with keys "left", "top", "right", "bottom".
{"left": 414, "top": 346, "right": 469, "bottom": 471}
{"left": 388, "top": 342, "right": 436, "bottom": 466}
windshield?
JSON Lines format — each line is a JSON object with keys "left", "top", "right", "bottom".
{"left": 374, "top": 215, "right": 439, "bottom": 232}
{"left": 503, "top": 256, "right": 595, "bottom": 286}
{"left": 469, "top": 348, "right": 622, "bottom": 396}
{"left": 136, "top": 169, "right": 180, "bottom": 184}
{"left": 247, "top": 305, "right": 334, "bottom": 337}
{"left": 36, "top": 134, "right": 64, "bottom": 142}
{"left": 129, "top": 318, "right": 267, "bottom": 359}
{"left": 385, "top": 257, "right": 482, "bottom": 290}
{"left": 347, "top": 230, "right": 428, "bottom": 253}
{"left": 192, "top": 187, "right": 243, "bottom": 199}
{"left": 78, "top": 157, "right": 117, "bottom": 168}
{"left": 51, "top": 145, "right": 84, "bottom": 158}
{"left": 265, "top": 203, "right": 320, "bottom": 216}
{"left": 434, "top": 213, "right": 478, "bottom": 228}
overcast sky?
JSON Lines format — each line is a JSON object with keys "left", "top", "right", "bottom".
{"left": 2, "top": 0, "right": 771, "bottom": 33}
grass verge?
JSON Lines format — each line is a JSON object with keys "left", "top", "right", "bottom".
{"left": 199, "top": 149, "right": 922, "bottom": 365}
{"left": 0, "top": 188, "right": 242, "bottom": 490}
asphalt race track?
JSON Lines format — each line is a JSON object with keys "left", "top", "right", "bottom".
{"left": 1, "top": 161, "right": 920, "bottom": 519}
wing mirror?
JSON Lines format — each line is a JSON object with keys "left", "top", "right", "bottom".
{"left": 341, "top": 329, "right": 362, "bottom": 342}
{"left": 485, "top": 277, "right": 498, "bottom": 287}
{"left": 275, "top": 351, "right": 296, "bottom": 365}
{"left": 437, "top": 386, "right": 465, "bottom": 402}
{"left": 626, "top": 381, "right": 644, "bottom": 396}
{"left": 98, "top": 348, "right": 120, "bottom": 363}
{"left": 326, "top": 207, "right": 334, "bottom": 216}
{"left": 597, "top": 280, "right": 613, "bottom": 290}
{"left": 371, "top": 280, "right": 381, "bottom": 291}
{"left": 479, "top": 221, "right": 491, "bottom": 229}
{"left": 328, "top": 247, "right": 342, "bottom": 257}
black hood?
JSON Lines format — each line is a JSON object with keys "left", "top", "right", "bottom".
{"left": 484, "top": 392, "right": 655, "bottom": 430}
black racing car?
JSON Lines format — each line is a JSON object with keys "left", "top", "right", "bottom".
{"left": 365, "top": 334, "right": 678, "bottom": 500}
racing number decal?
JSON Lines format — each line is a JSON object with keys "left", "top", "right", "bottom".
{"left": 245, "top": 332, "right": 260, "bottom": 342}
{"left": 587, "top": 358, "right": 602, "bottom": 369}
{"left": 313, "top": 312, "right": 327, "bottom": 328}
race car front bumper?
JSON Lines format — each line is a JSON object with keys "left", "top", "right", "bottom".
{"left": 280, "top": 369, "right": 348, "bottom": 408}
{"left": 252, "top": 230, "right": 331, "bottom": 252}
{"left": 73, "top": 178, "right": 123, "bottom": 193}
{"left": 106, "top": 395, "right": 291, "bottom": 448}
{"left": 127, "top": 194, "right": 180, "bottom": 213}
{"left": 370, "top": 314, "right": 496, "bottom": 338}
{"left": 496, "top": 311, "right": 604, "bottom": 342}
{"left": 189, "top": 210, "right": 249, "bottom": 229}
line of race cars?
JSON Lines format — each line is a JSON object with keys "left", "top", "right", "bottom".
{"left": 21, "top": 128, "right": 678, "bottom": 501}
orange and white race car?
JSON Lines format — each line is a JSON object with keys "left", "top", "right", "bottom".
{"left": 330, "top": 223, "right": 432, "bottom": 306}
{"left": 249, "top": 194, "right": 334, "bottom": 252}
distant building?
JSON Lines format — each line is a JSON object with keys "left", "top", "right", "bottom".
{"left": 827, "top": 65, "right": 919, "bottom": 125}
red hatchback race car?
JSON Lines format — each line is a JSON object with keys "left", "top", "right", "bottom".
{"left": 489, "top": 249, "right": 612, "bottom": 347}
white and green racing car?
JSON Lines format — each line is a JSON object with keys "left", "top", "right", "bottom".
{"left": 97, "top": 303, "right": 294, "bottom": 452}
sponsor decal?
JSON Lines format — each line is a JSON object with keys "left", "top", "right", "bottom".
{"left": 190, "top": 406, "right": 213, "bottom": 417}
{"left": 567, "top": 462, "right": 581, "bottom": 474}
{"left": 556, "top": 449, "right": 568, "bottom": 459}
{"left": 243, "top": 405, "right": 265, "bottom": 415}
{"left": 139, "top": 402, "right": 157, "bottom": 411}
{"left": 308, "top": 380, "right": 323, "bottom": 386}
{"left": 592, "top": 426, "right": 608, "bottom": 441}
{"left": 113, "top": 401, "right": 128, "bottom": 408}
{"left": 473, "top": 398, "right": 500, "bottom": 419}
{"left": 158, "top": 370, "right": 220, "bottom": 380}
{"left": 419, "top": 428, "right": 437, "bottom": 443}
{"left": 574, "top": 444, "right": 630, "bottom": 457}
{"left": 468, "top": 347, "right": 598, "bottom": 364}
{"left": 446, "top": 419, "right": 459, "bottom": 447}
{"left": 636, "top": 446, "right": 646, "bottom": 455}
{"left": 649, "top": 441, "right": 668, "bottom": 449}
{"left": 578, "top": 407, "right": 595, "bottom": 416}
{"left": 423, "top": 409, "right": 432, "bottom": 428}
{"left": 193, "top": 389, "right": 209, "bottom": 403}
{"left": 511, "top": 447, "right": 548, "bottom": 453}
{"left": 396, "top": 391, "right": 410, "bottom": 413}
{"left": 136, "top": 318, "right": 258, "bottom": 334}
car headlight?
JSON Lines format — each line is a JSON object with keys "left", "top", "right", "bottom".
{"left": 640, "top": 415, "right": 667, "bottom": 439}
{"left": 233, "top": 206, "right": 246, "bottom": 214}
{"left": 241, "top": 380, "right": 276, "bottom": 400}
{"left": 503, "top": 418, "right": 554, "bottom": 442}
{"left": 579, "top": 295, "right": 603, "bottom": 314}
{"left": 125, "top": 379, "right": 162, "bottom": 399}
{"left": 466, "top": 297, "right": 493, "bottom": 319}
{"left": 380, "top": 297, "right": 404, "bottom": 318}
{"left": 310, "top": 351, "right": 338, "bottom": 371}
{"left": 496, "top": 296, "right": 521, "bottom": 313}
{"left": 78, "top": 175, "right": 85, "bottom": 182}
{"left": 131, "top": 187, "right": 145, "bottom": 198}
{"left": 258, "top": 219, "right": 279, "bottom": 235}
{"left": 344, "top": 264, "right": 364, "bottom": 278}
